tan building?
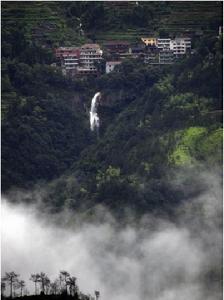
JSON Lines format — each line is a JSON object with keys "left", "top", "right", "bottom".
{"left": 141, "top": 38, "right": 157, "bottom": 46}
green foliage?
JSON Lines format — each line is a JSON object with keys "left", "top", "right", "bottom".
{"left": 168, "top": 127, "right": 208, "bottom": 166}
{"left": 168, "top": 127, "right": 222, "bottom": 167}
{"left": 1, "top": 2, "right": 222, "bottom": 216}
{"left": 96, "top": 165, "right": 121, "bottom": 188}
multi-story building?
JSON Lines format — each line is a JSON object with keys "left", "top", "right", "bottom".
{"left": 159, "top": 49, "right": 174, "bottom": 64}
{"left": 140, "top": 37, "right": 191, "bottom": 59}
{"left": 104, "top": 41, "right": 130, "bottom": 55}
{"left": 141, "top": 38, "right": 157, "bottom": 47}
{"left": 78, "top": 44, "right": 103, "bottom": 75}
{"left": 144, "top": 47, "right": 159, "bottom": 64}
{"left": 105, "top": 61, "right": 122, "bottom": 73}
{"left": 55, "top": 47, "right": 80, "bottom": 76}
{"left": 157, "top": 38, "right": 171, "bottom": 51}
{"left": 131, "top": 44, "right": 145, "bottom": 58}
{"left": 55, "top": 44, "right": 103, "bottom": 76}
{"left": 170, "top": 38, "right": 191, "bottom": 57}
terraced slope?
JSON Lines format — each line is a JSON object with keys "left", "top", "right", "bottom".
{"left": 2, "top": 1, "right": 222, "bottom": 46}
{"left": 1, "top": 1, "right": 87, "bottom": 47}
{"left": 92, "top": 1, "right": 222, "bottom": 43}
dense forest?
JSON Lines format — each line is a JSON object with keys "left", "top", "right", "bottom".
{"left": 1, "top": 1, "right": 223, "bottom": 216}
{"left": 1, "top": 2, "right": 223, "bottom": 300}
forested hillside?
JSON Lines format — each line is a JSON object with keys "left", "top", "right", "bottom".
{"left": 1, "top": 1, "right": 223, "bottom": 216}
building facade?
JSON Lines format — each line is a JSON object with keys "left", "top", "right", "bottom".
{"left": 141, "top": 38, "right": 157, "bottom": 46}
{"left": 106, "top": 61, "right": 122, "bottom": 73}
{"left": 157, "top": 38, "right": 171, "bottom": 50}
{"left": 159, "top": 49, "right": 174, "bottom": 64}
{"left": 144, "top": 47, "right": 159, "bottom": 64}
{"left": 104, "top": 41, "right": 130, "bottom": 55}
{"left": 55, "top": 36, "right": 192, "bottom": 76}
{"left": 170, "top": 38, "right": 191, "bottom": 57}
{"left": 55, "top": 47, "right": 80, "bottom": 76}
{"left": 78, "top": 44, "right": 103, "bottom": 75}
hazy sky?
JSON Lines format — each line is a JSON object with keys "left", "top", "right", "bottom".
{"left": 1, "top": 170, "right": 222, "bottom": 300}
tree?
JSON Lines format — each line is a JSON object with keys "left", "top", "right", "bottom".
{"left": 39, "top": 272, "right": 50, "bottom": 295}
{"left": 30, "top": 273, "right": 40, "bottom": 295}
{"left": 60, "top": 271, "right": 70, "bottom": 294}
{"left": 2, "top": 272, "right": 19, "bottom": 298}
{"left": 67, "top": 276, "right": 77, "bottom": 296}
{"left": 16, "top": 280, "right": 25, "bottom": 297}
{"left": 1, "top": 282, "right": 6, "bottom": 297}
{"left": 95, "top": 291, "right": 100, "bottom": 300}
{"left": 59, "top": 273, "right": 63, "bottom": 294}
{"left": 50, "top": 279, "right": 60, "bottom": 295}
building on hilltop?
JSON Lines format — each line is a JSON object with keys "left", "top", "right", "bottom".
{"left": 78, "top": 43, "right": 103, "bottom": 75}
{"left": 104, "top": 41, "right": 131, "bottom": 55}
{"left": 106, "top": 61, "right": 122, "bottom": 73}
{"left": 159, "top": 49, "right": 174, "bottom": 64}
{"left": 157, "top": 38, "right": 171, "bottom": 51}
{"left": 170, "top": 37, "right": 191, "bottom": 57}
{"left": 54, "top": 35, "right": 192, "bottom": 76}
{"left": 55, "top": 47, "right": 80, "bottom": 59}
{"left": 141, "top": 38, "right": 157, "bottom": 47}
{"left": 55, "top": 47, "right": 80, "bottom": 77}
{"left": 140, "top": 37, "right": 191, "bottom": 57}
{"left": 144, "top": 47, "right": 159, "bottom": 64}
{"left": 55, "top": 44, "right": 103, "bottom": 76}
{"left": 130, "top": 44, "right": 145, "bottom": 58}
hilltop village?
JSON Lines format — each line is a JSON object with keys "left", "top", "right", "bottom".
{"left": 54, "top": 36, "right": 193, "bottom": 77}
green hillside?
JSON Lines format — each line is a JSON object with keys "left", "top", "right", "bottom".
{"left": 1, "top": 1, "right": 223, "bottom": 216}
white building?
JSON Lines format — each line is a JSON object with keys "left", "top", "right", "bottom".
{"left": 157, "top": 38, "right": 171, "bottom": 50}
{"left": 159, "top": 49, "right": 174, "bottom": 64}
{"left": 106, "top": 61, "right": 121, "bottom": 73}
{"left": 156, "top": 37, "right": 191, "bottom": 57}
{"left": 62, "top": 55, "right": 79, "bottom": 74}
{"left": 170, "top": 38, "right": 191, "bottom": 57}
{"left": 79, "top": 44, "right": 103, "bottom": 74}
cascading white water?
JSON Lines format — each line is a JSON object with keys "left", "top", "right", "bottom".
{"left": 90, "top": 92, "right": 101, "bottom": 132}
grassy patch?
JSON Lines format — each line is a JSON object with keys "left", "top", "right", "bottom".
{"left": 169, "top": 127, "right": 207, "bottom": 166}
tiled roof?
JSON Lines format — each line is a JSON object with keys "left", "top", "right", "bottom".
{"left": 81, "top": 44, "right": 100, "bottom": 49}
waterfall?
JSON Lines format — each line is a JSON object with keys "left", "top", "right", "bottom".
{"left": 90, "top": 92, "right": 101, "bottom": 132}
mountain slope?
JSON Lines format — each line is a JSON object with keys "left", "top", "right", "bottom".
{"left": 1, "top": 2, "right": 223, "bottom": 217}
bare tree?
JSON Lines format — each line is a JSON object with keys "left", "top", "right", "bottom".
{"left": 39, "top": 272, "right": 50, "bottom": 294}
{"left": 30, "top": 274, "right": 40, "bottom": 295}
{"left": 44, "top": 277, "right": 51, "bottom": 295}
{"left": 23, "top": 288, "right": 29, "bottom": 296}
{"left": 50, "top": 279, "right": 60, "bottom": 295}
{"left": 2, "top": 272, "right": 19, "bottom": 298}
{"left": 67, "top": 276, "right": 77, "bottom": 296}
{"left": 1, "top": 281, "right": 6, "bottom": 297}
{"left": 95, "top": 291, "right": 100, "bottom": 300}
{"left": 16, "top": 280, "right": 25, "bottom": 297}
{"left": 60, "top": 271, "right": 70, "bottom": 294}
{"left": 59, "top": 274, "right": 63, "bottom": 294}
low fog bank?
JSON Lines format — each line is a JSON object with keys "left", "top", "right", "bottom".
{"left": 1, "top": 170, "right": 222, "bottom": 300}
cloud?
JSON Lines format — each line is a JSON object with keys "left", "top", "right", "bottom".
{"left": 1, "top": 170, "right": 222, "bottom": 300}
